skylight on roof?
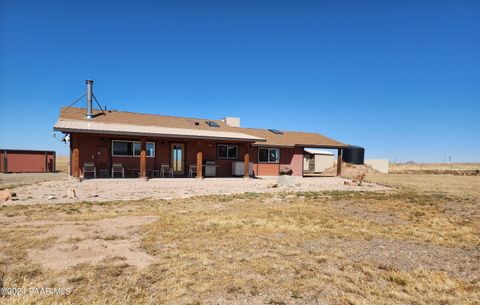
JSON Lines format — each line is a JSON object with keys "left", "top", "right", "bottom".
{"left": 268, "top": 129, "right": 283, "bottom": 134}
{"left": 206, "top": 121, "right": 220, "bottom": 127}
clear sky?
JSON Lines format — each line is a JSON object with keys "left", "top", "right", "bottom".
{"left": 1, "top": 0, "right": 479, "bottom": 162}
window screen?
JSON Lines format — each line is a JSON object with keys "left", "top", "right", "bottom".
{"left": 217, "top": 144, "right": 238, "bottom": 159}
{"left": 112, "top": 141, "right": 133, "bottom": 156}
{"left": 258, "top": 148, "right": 280, "bottom": 163}
{"left": 113, "top": 141, "right": 155, "bottom": 157}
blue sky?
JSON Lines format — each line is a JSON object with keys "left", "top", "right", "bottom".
{"left": 0, "top": 0, "right": 479, "bottom": 162}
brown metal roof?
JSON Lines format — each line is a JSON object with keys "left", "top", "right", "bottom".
{"left": 56, "top": 107, "right": 347, "bottom": 148}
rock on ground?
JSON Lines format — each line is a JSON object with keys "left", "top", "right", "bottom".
{"left": 0, "top": 190, "right": 12, "bottom": 202}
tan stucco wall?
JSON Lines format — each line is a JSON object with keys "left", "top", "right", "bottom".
{"left": 365, "top": 159, "right": 389, "bottom": 173}
{"left": 314, "top": 154, "right": 335, "bottom": 172}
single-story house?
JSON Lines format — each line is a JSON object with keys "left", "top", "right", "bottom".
{"left": 54, "top": 106, "right": 348, "bottom": 179}
{"left": 53, "top": 81, "right": 347, "bottom": 179}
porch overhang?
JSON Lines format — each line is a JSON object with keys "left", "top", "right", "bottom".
{"left": 293, "top": 144, "right": 349, "bottom": 149}
{"left": 250, "top": 143, "right": 348, "bottom": 149}
{"left": 54, "top": 120, "right": 265, "bottom": 142}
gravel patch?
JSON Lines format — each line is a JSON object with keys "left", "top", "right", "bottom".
{"left": 3, "top": 176, "right": 390, "bottom": 205}
{"left": 28, "top": 216, "right": 157, "bottom": 271}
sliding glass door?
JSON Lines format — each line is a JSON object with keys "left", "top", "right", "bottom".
{"left": 171, "top": 143, "right": 185, "bottom": 175}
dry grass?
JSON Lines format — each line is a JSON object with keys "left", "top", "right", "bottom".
{"left": 55, "top": 156, "right": 69, "bottom": 173}
{"left": 390, "top": 163, "right": 480, "bottom": 175}
{"left": 0, "top": 173, "right": 67, "bottom": 191}
{"left": 0, "top": 174, "right": 478, "bottom": 304}
{"left": 367, "top": 173, "right": 480, "bottom": 199}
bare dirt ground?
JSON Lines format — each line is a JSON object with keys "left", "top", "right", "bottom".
{"left": 1, "top": 174, "right": 387, "bottom": 205}
{"left": 0, "top": 174, "right": 478, "bottom": 304}
{"left": 0, "top": 172, "right": 68, "bottom": 190}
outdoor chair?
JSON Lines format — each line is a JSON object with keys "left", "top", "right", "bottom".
{"left": 112, "top": 163, "right": 125, "bottom": 178}
{"left": 151, "top": 169, "right": 160, "bottom": 178}
{"left": 160, "top": 163, "right": 174, "bottom": 178}
{"left": 83, "top": 162, "right": 96, "bottom": 178}
{"left": 188, "top": 164, "right": 197, "bottom": 178}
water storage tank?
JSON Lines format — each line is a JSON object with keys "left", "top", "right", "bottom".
{"left": 342, "top": 146, "right": 365, "bottom": 164}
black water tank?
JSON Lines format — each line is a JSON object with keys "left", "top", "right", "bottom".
{"left": 342, "top": 146, "right": 365, "bottom": 164}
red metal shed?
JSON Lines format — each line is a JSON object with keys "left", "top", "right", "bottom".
{"left": 0, "top": 149, "right": 56, "bottom": 173}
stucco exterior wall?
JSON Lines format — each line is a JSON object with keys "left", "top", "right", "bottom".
{"left": 280, "top": 147, "right": 303, "bottom": 176}
{"left": 314, "top": 154, "right": 335, "bottom": 172}
{"left": 252, "top": 147, "right": 303, "bottom": 177}
{"left": 365, "top": 159, "right": 389, "bottom": 173}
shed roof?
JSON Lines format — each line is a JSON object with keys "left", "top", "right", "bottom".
{"left": 54, "top": 107, "right": 347, "bottom": 148}
{"left": 304, "top": 148, "right": 335, "bottom": 155}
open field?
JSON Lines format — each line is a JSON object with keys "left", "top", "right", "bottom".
{"left": 0, "top": 174, "right": 479, "bottom": 304}
{"left": 0, "top": 173, "right": 68, "bottom": 191}
{"left": 55, "top": 156, "right": 69, "bottom": 173}
{"left": 390, "top": 163, "right": 480, "bottom": 175}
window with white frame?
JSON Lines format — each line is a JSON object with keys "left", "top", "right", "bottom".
{"left": 217, "top": 144, "right": 238, "bottom": 159}
{"left": 112, "top": 140, "right": 155, "bottom": 157}
{"left": 258, "top": 147, "right": 280, "bottom": 163}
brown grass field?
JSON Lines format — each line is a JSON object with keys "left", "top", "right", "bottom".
{"left": 390, "top": 163, "right": 480, "bottom": 175}
{"left": 55, "top": 155, "right": 69, "bottom": 173}
{"left": 0, "top": 174, "right": 479, "bottom": 304}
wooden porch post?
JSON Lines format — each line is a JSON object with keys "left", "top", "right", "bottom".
{"left": 72, "top": 138, "right": 80, "bottom": 179}
{"left": 244, "top": 143, "right": 250, "bottom": 178}
{"left": 196, "top": 141, "right": 203, "bottom": 179}
{"left": 336, "top": 148, "right": 342, "bottom": 176}
{"left": 140, "top": 139, "right": 147, "bottom": 180}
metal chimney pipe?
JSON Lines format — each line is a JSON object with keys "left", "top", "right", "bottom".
{"left": 85, "top": 80, "right": 94, "bottom": 119}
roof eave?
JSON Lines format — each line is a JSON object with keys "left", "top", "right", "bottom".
{"left": 250, "top": 143, "right": 347, "bottom": 148}
{"left": 250, "top": 143, "right": 295, "bottom": 148}
{"left": 294, "top": 144, "right": 348, "bottom": 149}
{"left": 53, "top": 126, "right": 266, "bottom": 143}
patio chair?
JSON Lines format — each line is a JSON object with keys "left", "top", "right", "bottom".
{"left": 188, "top": 164, "right": 197, "bottom": 178}
{"left": 111, "top": 163, "right": 125, "bottom": 178}
{"left": 83, "top": 162, "right": 96, "bottom": 178}
{"left": 150, "top": 169, "right": 160, "bottom": 178}
{"left": 160, "top": 163, "right": 174, "bottom": 178}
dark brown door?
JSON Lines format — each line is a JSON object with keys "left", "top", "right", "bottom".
{"left": 97, "top": 146, "right": 109, "bottom": 170}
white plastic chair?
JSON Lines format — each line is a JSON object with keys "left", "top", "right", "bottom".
{"left": 160, "top": 163, "right": 174, "bottom": 178}
{"left": 188, "top": 164, "right": 197, "bottom": 178}
{"left": 83, "top": 162, "right": 96, "bottom": 178}
{"left": 111, "top": 163, "right": 125, "bottom": 178}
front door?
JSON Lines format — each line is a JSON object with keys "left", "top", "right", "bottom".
{"left": 96, "top": 145, "right": 109, "bottom": 170}
{"left": 171, "top": 143, "right": 185, "bottom": 175}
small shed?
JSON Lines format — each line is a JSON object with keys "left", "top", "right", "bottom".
{"left": 304, "top": 148, "right": 335, "bottom": 173}
{"left": 0, "top": 149, "right": 56, "bottom": 173}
